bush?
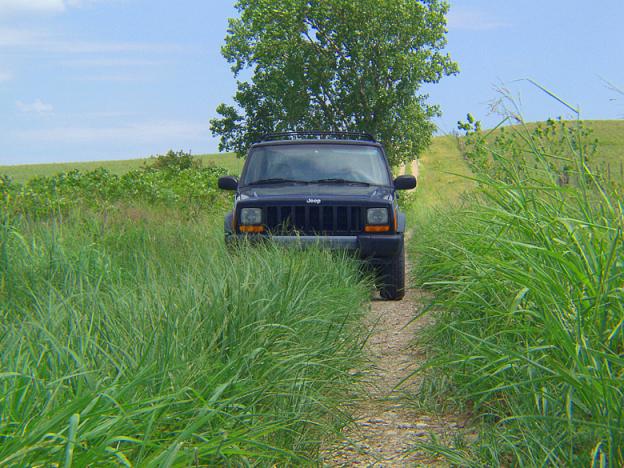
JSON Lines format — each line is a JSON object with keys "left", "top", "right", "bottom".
{"left": 143, "top": 149, "right": 201, "bottom": 172}
{"left": 0, "top": 151, "right": 229, "bottom": 218}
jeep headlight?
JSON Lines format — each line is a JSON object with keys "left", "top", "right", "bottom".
{"left": 367, "top": 208, "right": 388, "bottom": 225}
{"left": 240, "top": 208, "right": 262, "bottom": 225}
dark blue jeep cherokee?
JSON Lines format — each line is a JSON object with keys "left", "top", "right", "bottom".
{"left": 217, "top": 132, "right": 416, "bottom": 300}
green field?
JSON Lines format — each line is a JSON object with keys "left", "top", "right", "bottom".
{"left": 0, "top": 152, "right": 244, "bottom": 184}
{"left": 411, "top": 135, "right": 473, "bottom": 210}
{"left": 1, "top": 119, "right": 623, "bottom": 465}
{"left": 588, "top": 120, "right": 624, "bottom": 178}
{"left": 2, "top": 120, "right": 620, "bottom": 186}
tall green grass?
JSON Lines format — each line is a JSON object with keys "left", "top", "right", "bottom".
{"left": 412, "top": 120, "right": 624, "bottom": 466}
{"left": 0, "top": 207, "right": 369, "bottom": 465}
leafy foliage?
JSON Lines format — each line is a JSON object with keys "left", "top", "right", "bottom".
{"left": 143, "top": 149, "right": 202, "bottom": 172}
{"left": 211, "top": 0, "right": 458, "bottom": 166}
{"left": 1, "top": 150, "right": 228, "bottom": 218}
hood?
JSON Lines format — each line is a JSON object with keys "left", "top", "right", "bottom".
{"left": 237, "top": 184, "right": 394, "bottom": 203}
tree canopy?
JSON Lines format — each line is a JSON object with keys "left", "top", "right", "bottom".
{"left": 210, "top": 0, "right": 458, "bottom": 166}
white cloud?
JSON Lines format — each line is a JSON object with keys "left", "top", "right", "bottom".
{"left": 78, "top": 111, "right": 136, "bottom": 118}
{"left": 0, "top": 70, "right": 12, "bottom": 82}
{"left": 0, "top": 28, "right": 42, "bottom": 47}
{"left": 447, "top": 8, "right": 510, "bottom": 31}
{"left": 64, "top": 0, "right": 113, "bottom": 6}
{"left": 0, "top": 27, "right": 183, "bottom": 54}
{"left": 0, "top": 0, "right": 113, "bottom": 15}
{"left": 16, "top": 99, "right": 54, "bottom": 115}
{"left": 15, "top": 121, "right": 209, "bottom": 143}
{"left": 45, "top": 40, "right": 179, "bottom": 54}
{"left": 74, "top": 73, "right": 150, "bottom": 82}
{"left": 0, "top": 0, "right": 66, "bottom": 14}
{"left": 62, "top": 58, "right": 166, "bottom": 67}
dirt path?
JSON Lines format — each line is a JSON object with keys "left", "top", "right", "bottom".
{"left": 398, "top": 160, "right": 420, "bottom": 185}
{"left": 411, "top": 159, "right": 419, "bottom": 182}
{"left": 322, "top": 259, "right": 468, "bottom": 466}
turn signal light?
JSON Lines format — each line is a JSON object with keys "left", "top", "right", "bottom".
{"left": 240, "top": 225, "right": 265, "bottom": 233}
{"left": 364, "top": 225, "right": 390, "bottom": 233}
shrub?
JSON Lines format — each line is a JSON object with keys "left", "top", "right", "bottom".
{"left": 143, "top": 149, "right": 201, "bottom": 172}
{"left": 1, "top": 151, "right": 228, "bottom": 218}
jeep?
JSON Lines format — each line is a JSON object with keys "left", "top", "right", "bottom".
{"left": 217, "top": 131, "right": 416, "bottom": 300}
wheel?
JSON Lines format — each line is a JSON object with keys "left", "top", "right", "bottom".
{"left": 224, "top": 212, "right": 235, "bottom": 252}
{"left": 379, "top": 237, "right": 405, "bottom": 301}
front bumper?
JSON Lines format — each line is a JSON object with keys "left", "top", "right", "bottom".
{"left": 226, "top": 233, "right": 403, "bottom": 259}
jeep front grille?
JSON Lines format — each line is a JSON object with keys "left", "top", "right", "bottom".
{"left": 264, "top": 205, "right": 365, "bottom": 235}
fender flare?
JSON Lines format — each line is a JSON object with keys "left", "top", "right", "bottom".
{"left": 224, "top": 211, "right": 234, "bottom": 235}
{"left": 396, "top": 211, "right": 406, "bottom": 233}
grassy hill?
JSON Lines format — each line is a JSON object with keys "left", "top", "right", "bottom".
{"left": 1, "top": 120, "right": 620, "bottom": 186}
{"left": 411, "top": 135, "right": 473, "bottom": 210}
{"left": 587, "top": 120, "right": 624, "bottom": 178}
{"left": 0, "top": 152, "right": 244, "bottom": 184}
{"left": 417, "top": 119, "right": 624, "bottom": 207}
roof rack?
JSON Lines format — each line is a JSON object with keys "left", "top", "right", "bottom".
{"left": 258, "top": 131, "right": 376, "bottom": 143}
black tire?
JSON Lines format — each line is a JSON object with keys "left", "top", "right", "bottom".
{"left": 224, "top": 212, "right": 235, "bottom": 252}
{"left": 379, "top": 237, "right": 405, "bottom": 301}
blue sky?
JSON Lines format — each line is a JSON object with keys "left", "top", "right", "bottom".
{"left": 1, "top": 0, "right": 622, "bottom": 165}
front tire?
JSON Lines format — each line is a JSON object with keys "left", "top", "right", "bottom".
{"left": 379, "top": 237, "right": 405, "bottom": 301}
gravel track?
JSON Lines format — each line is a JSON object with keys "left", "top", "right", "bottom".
{"left": 322, "top": 257, "right": 470, "bottom": 467}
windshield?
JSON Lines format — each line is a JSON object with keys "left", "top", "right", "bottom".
{"left": 241, "top": 144, "right": 391, "bottom": 186}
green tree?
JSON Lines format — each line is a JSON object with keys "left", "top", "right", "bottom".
{"left": 210, "top": 0, "right": 458, "bottom": 166}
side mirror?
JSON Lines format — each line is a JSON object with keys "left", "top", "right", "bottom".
{"left": 393, "top": 175, "right": 416, "bottom": 190}
{"left": 218, "top": 176, "right": 239, "bottom": 191}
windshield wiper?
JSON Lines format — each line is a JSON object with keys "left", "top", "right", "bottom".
{"left": 247, "top": 178, "right": 308, "bottom": 186}
{"left": 308, "top": 178, "right": 371, "bottom": 186}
